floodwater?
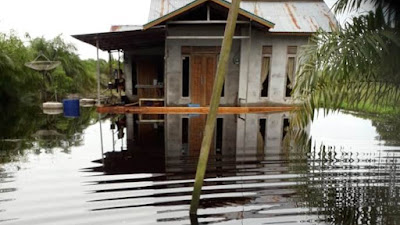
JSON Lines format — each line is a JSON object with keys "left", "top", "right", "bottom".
{"left": 0, "top": 107, "right": 399, "bottom": 225}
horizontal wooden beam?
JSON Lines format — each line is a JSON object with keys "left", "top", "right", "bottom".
{"left": 97, "top": 106, "right": 296, "bottom": 114}
{"left": 167, "top": 20, "right": 250, "bottom": 24}
{"left": 166, "top": 36, "right": 250, "bottom": 39}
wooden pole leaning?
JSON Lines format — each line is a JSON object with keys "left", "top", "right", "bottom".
{"left": 189, "top": 0, "right": 241, "bottom": 215}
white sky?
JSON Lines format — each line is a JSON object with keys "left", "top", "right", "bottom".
{"left": 0, "top": 0, "right": 151, "bottom": 59}
{"left": 0, "top": 0, "right": 340, "bottom": 60}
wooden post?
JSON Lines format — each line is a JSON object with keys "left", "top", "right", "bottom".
{"left": 189, "top": 0, "right": 241, "bottom": 215}
{"left": 96, "top": 38, "right": 101, "bottom": 106}
{"left": 96, "top": 38, "right": 105, "bottom": 165}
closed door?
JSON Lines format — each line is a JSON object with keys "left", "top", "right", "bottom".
{"left": 190, "top": 54, "right": 217, "bottom": 106}
{"left": 187, "top": 49, "right": 218, "bottom": 154}
{"left": 189, "top": 53, "right": 217, "bottom": 154}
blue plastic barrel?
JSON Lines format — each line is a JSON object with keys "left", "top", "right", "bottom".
{"left": 63, "top": 99, "right": 80, "bottom": 118}
{"left": 188, "top": 103, "right": 200, "bottom": 107}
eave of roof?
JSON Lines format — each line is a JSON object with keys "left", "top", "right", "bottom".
{"left": 72, "top": 27, "right": 165, "bottom": 51}
{"left": 143, "top": 0, "right": 275, "bottom": 30}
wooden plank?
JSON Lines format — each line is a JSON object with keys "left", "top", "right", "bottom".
{"left": 167, "top": 20, "right": 250, "bottom": 24}
{"left": 125, "top": 102, "right": 139, "bottom": 106}
{"left": 167, "top": 36, "right": 250, "bottom": 39}
{"left": 205, "top": 55, "right": 216, "bottom": 105}
{"left": 138, "top": 98, "right": 164, "bottom": 121}
{"left": 191, "top": 55, "right": 203, "bottom": 105}
{"left": 96, "top": 106, "right": 297, "bottom": 114}
{"left": 190, "top": 49, "right": 218, "bottom": 106}
{"left": 136, "top": 58, "right": 163, "bottom": 99}
{"left": 189, "top": 115, "right": 206, "bottom": 155}
{"left": 182, "top": 46, "right": 221, "bottom": 54}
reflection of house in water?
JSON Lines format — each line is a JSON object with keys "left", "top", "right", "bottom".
{"left": 90, "top": 112, "right": 299, "bottom": 220}
{"left": 86, "top": 114, "right": 399, "bottom": 224}
{"left": 100, "top": 112, "right": 292, "bottom": 175}
{"left": 164, "top": 112, "right": 291, "bottom": 156}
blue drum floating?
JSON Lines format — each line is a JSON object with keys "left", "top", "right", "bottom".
{"left": 63, "top": 99, "right": 80, "bottom": 118}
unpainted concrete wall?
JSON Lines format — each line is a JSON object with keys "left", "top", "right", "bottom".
{"left": 165, "top": 25, "right": 240, "bottom": 106}
{"left": 238, "top": 29, "right": 309, "bottom": 105}
{"left": 125, "top": 26, "right": 309, "bottom": 106}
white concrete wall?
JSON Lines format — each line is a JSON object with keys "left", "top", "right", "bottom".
{"left": 238, "top": 29, "right": 309, "bottom": 105}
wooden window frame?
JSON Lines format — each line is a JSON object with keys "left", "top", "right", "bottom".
{"left": 182, "top": 55, "right": 191, "bottom": 98}
{"left": 284, "top": 46, "right": 297, "bottom": 98}
{"left": 260, "top": 46, "right": 272, "bottom": 98}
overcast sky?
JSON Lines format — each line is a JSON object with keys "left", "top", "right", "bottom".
{"left": 0, "top": 0, "right": 339, "bottom": 59}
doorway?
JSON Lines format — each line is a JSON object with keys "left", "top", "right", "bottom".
{"left": 182, "top": 46, "right": 220, "bottom": 106}
{"left": 190, "top": 54, "right": 217, "bottom": 106}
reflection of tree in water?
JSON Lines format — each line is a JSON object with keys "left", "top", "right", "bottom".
{"left": 0, "top": 104, "right": 97, "bottom": 163}
{"left": 285, "top": 114, "right": 400, "bottom": 225}
{"left": 367, "top": 114, "right": 400, "bottom": 145}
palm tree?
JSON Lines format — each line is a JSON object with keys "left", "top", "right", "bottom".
{"left": 29, "top": 36, "right": 96, "bottom": 99}
{"left": 293, "top": 0, "right": 400, "bottom": 126}
{"left": 0, "top": 32, "right": 40, "bottom": 104}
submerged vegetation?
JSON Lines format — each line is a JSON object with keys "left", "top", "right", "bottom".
{"left": 293, "top": 0, "right": 400, "bottom": 126}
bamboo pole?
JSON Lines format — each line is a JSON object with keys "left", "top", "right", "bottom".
{"left": 189, "top": 0, "right": 241, "bottom": 215}
{"left": 96, "top": 38, "right": 105, "bottom": 165}
{"left": 96, "top": 38, "right": 101, "bottom": 106}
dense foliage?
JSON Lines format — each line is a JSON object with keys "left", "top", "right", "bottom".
{"left": 0, "top": 32, "right": 108, "bottom": 106}
{"left": 293, "top": 0, "right": 400, "bottom": 126}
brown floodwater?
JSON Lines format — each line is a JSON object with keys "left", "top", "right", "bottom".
{"left": 0, "top": 107, "right": 399, "bottom": 224}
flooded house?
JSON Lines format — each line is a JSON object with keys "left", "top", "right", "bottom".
{"left": 73, "top": 0, "right": 336, "bottom": 107}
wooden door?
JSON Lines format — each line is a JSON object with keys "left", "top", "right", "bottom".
{"left": 189, "top": 115, "right": 206, "bottom": 155}
{"left": 188, "top": 115, "right": 215, "bottom": 155}
{"left": 187, "top": 49, "right": 218, "bottom": 154}
{"left": 190, "top": 54, "right": 217, "bottom": 106}
{"left": 136, "top": 57, "right": 163, "bottom": 99}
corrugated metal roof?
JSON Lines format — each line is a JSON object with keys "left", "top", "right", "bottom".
{"left": 72, "top": 28, "right": 165, "bottom": 51}
{"left": 144, "top": 0, "right": 274, "bottom": 30}
{"left": 148, "top": 0, "right": 337, "bottom": 32}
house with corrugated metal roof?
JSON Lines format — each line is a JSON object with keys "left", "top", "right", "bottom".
{"left": 74, "top": 0, "right": 336, "bottom": 106}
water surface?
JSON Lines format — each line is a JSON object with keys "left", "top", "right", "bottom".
{"left": 0, "top": 108, "right": 399, "bottom": 224}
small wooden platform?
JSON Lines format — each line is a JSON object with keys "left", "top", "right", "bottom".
{"left": 97, "top": 106, "right": 296, "bottom": 114}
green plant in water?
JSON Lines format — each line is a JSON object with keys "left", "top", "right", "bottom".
{"left": 292, "top": 0, "right": 400, "bottom": 127}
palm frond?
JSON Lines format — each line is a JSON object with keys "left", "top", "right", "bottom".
{"left": 293, "top": 8, "right": 400, "bottom": 127}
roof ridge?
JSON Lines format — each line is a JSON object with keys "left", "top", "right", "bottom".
{"left": 144, "top": 0, "right": 275, "bottom": 30}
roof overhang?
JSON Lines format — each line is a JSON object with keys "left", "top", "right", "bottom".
{"left": 72, "top": 27, "right": 165, "bottom": 51}
{"left": 143, "top": 0, "right": 275, "bottom": 30}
